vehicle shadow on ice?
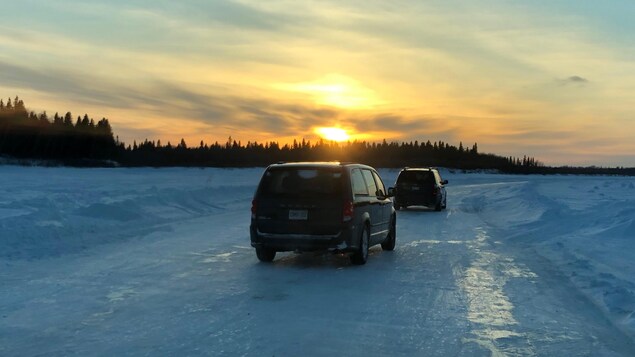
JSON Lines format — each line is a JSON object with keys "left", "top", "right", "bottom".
{"left": 397, "top": 206, "right": 442, "bottom": 213}
{"left": 252, "top": 246, "right": 397, "bottom": 270}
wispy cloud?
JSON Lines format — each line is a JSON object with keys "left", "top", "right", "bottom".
{"left": 559, "top": 75, "right": 589, "bottom": 86}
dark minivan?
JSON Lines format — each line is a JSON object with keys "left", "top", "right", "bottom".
{"left": 392, "top": 167, "right": 448, "bottom": 211}
{"left": 250, "top": 162, "right": 396, "bottom": 265}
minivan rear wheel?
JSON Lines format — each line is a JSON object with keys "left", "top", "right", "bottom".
{"left": 381, "top": 215, "right": 396, "bottom": 251}
{"left": 350, "top": 225, "right": 369, "bottom": 265}
{"left": 256, "top": 247, "right": 276, "bottom": 262}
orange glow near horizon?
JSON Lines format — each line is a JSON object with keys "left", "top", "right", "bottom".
{"left": 276, "top": 74, "right": 382, "bottom": 110}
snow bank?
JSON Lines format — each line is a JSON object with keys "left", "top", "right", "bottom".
{"left": 0, "top": 166, "right": 262, "bottom": 259}
{"left": 464, "top": 174, "right": 635, "bottom": 335}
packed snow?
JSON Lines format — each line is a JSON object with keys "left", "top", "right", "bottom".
{"left": 1, "top": 166, "right": 635, "bottom": 356}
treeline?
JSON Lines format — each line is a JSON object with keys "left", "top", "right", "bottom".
{"left": 503, "top": 165, "right": 635, "bottom": 176}
{"left": 2, "top": 96, "right": 634, "bottom": 175}
{"left": 121, "top": 136, "right": 534, "bottom": 170}
{"left": 121, "top": 139, "right": 635, "bottom": 175}
{"left": 0, "top": 96, "right": 117, "bottom": 163}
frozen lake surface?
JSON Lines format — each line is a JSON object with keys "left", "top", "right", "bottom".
{"left": 1, "top": 166, "right": 634, "bottom": 356}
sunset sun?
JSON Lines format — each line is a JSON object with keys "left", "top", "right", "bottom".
{"left": 315, "top": 127, "right": 350, "bottom": 142}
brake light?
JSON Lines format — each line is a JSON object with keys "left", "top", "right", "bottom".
{"left": 343, "top": 201, "right": 354, "bottom": 222}
{"left": 251, "top": 199, "right": 257, "bottom": 219}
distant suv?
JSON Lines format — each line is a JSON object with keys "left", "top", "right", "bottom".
{"left": 250, "top": 162, "right": 396, "bottom": 265}
{"left": 392, "top": 167, "right": 448, "bottom": 211}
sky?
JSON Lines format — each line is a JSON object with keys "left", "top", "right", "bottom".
{"left": 1, "top": 0, "right": 634, "bottom": 166}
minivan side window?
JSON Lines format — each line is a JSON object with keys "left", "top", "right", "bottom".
{"left": 351, "top": 169, "right": 369, "bottom": 196}
{"left": 433, "top": 171, "right": 442, "bottom": 185}
{"left": 371, "top": 171, "right": 386, "bottom": 196}
{"left": 361, "top": 169, "right": 378, "bottom": 197}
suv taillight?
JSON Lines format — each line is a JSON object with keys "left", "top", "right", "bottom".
{"left": 251, "top": 199, "right": 257, "bottom": 219}
{"left": 343, "top": 201, "right": 354, "bottom": 222}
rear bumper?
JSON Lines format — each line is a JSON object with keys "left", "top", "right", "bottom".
{"left": 394, "top": 193, "right": 438, "bottom": 208}
{"left": 250, "top": 224, "right": 356, "bottom": 252}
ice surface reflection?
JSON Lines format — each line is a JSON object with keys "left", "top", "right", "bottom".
{"left": 460, "top": 227, "right": 537, "bottom": 356}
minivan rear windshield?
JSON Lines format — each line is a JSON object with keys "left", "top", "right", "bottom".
{"left": 397, "top": 171, "right": 434, "bottom": 185}
{"left": 259, "top": 167, "right": 344, "bottom": 197}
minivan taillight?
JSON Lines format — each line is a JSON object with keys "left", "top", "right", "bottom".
{"left": 343, "top": 201, "right": 354, "bottom": 222}
{"left": 251, "top": 199, "right": 257, "bottom": 219}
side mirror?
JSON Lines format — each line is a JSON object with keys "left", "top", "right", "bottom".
{"left": 442, "top": 180, "right": 448, "bottom": 185}
{"left": 387, "top": 187, "right": 396, "bottom": 197}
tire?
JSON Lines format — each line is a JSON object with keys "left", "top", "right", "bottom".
{"left": 256, "top": 247, "right": 276, "bottom": 262}
{"left": 435, "top": 201, "right": 442, "bottom": 211}
{"left": 350, "top": 224, "right": 369, "bottom": 265}
{"left": 381, "top": 215, "right": 396, "bottom": 251}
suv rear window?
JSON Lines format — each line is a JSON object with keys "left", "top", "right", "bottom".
{"left": 259, "top": 167, "right": 344, "bottom": 197}
{"left": 397, "top": 171, "right": 434, "bottom": 185}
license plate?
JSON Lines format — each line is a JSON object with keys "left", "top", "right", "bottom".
{"left": 288, "top": 209, "right": 308, "bottom": 220}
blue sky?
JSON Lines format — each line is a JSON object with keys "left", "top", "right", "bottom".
{"left": 1, "top": 0, "right": 634, "bottom": 165}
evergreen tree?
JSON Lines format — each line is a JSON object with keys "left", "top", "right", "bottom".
{"left": 39, "top": 111, "right": 49, "bottom": 123}
{"left": 14, "top": 96, "right": 26, "bottom": 113}
{"left": 64, "top": 112, "right": 73, "bottom": 126}
{"left": 53, "top": 112, "right": 62, "bottom": 125}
